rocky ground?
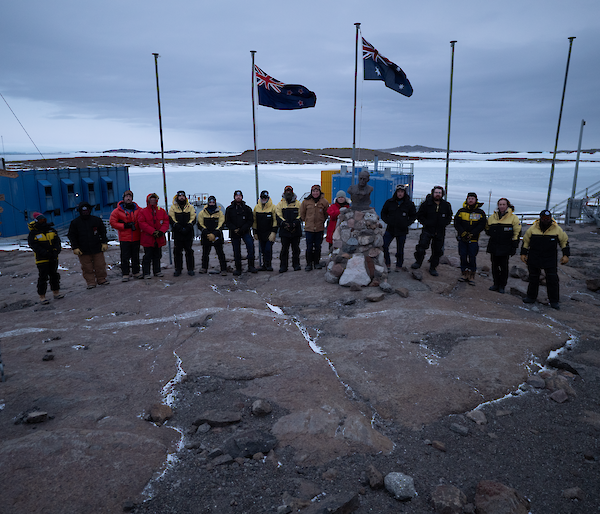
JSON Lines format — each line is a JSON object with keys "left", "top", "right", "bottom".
{"left": 1, "top": 223, "right": 599, "bottom": 514}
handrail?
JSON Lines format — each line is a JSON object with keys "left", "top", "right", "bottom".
{"left": 550, "top": 178, "right": 600, "bottom": 211}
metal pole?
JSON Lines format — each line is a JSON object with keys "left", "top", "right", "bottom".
{"left": 351, "top": 22, "right": 360, "bottom": 186}
{"left": 153, "top": 52, "right": 172, "bottom": 264}
{"left": 571, "top": 119, "right": 586, "bottom": 198}
{"left": 546, "top": 37, "right": 576, "bottom": 210}
{"left": 444, "top": 41, "right": 457, "bottom": 201}
{"left": 251, "top": 51, "right": 259, "bottom": 203}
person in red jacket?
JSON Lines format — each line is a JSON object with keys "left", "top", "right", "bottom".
{"left": 109, "top": 190, "right": 141, "bottom": 281}
{"left": 137, "top": 193, "right": 169, "bottom": 279}
{"left": 326, "top": 190, "right": 350, "bottom": 251}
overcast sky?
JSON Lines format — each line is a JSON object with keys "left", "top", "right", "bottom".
{"left": 1, "top": 0, "right": 598, "bottom": 154}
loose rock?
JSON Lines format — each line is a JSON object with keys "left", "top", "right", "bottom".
{"left": 366, "top": 464, "right": 384, "bottom": 489}
{"left": 193, "top": 410, "right": 242, "bottom": 427}
{"left": 252, "top": 399, "right": 273, "bottom": 416}
{"left": 384, "top": 472, "right": 416, "bottom": 501}
{"left": 475, "top": 480, "right": 530, "bottom": 514}
{"left": 450, "top": 423, "right": 469, "bottom": 436}
{"left": 466, "top": 410, "right": 487, "bottom": 425}
{"left": 395, "top": 287, "right": 410, "bottom": 298}
{"left": 431, "top": 484, "right": 467, "bottom": 514}
{"left": 148, "top": 404, "right": 173, "bottom": 426}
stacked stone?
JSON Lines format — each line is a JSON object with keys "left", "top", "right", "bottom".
{"left": 325, "top": 207, "right": 388, "bottom": 287}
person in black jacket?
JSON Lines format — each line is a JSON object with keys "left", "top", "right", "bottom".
{"left": 68, "top": 202, "right": 109, "bottom": 289}
{"left": 453, "top": 192, "right": 487, "bottom": 285}
{"left": 27, "top": 212, "right": 64, "bottom": 304}
{"left": 411, "top": 186, "right": 453, "bottom": 276}
{"left": 380, "top": 185, "right": 417, "bottom": 272}
{"left": 225, "top": 190, "right": 256, "bottom": 276}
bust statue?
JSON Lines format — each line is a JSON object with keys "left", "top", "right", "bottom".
{"left": 347, "top": 170, "right": 373, "bottom": 210}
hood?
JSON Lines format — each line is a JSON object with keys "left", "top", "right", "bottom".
{"left": 77, "top": 202, "right": 93, "bottom": 215}
{"left": 171, "top": 194, "right": 190, "bottom": 207}
{"left": 118, "top": 200, "right": 138, "bottom": 211}
{"left": 281, "top": 192, "right": 298, "bottom": 203}
{"left": 146, "top": 194, "right": 161, "bottom": 207}
{"left": 388, "top": 192, "right": 411, "bottom": 202}
{"left": 203, "top": 203, "right": 222, "bottom": 213}
{"left": 230, "top": 199, "right": 247, "bottom": 207}
{"left": 494, "top": 207, "right": 514, "bottom": 217}
{"left": 462, "top": 200, "right": 484, "bottom": 210}
{"left": 28, "top": 219, "right": 54, "bottom": 232}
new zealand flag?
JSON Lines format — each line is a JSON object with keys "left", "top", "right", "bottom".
{"left": 255, "top": 66, "right": 317, "bottom": 110}
{"left": 363, "top": 38, "right": 413, "bottom": 97}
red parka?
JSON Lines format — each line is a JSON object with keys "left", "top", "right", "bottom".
{"left": 109, "top": 201, "right": 141, "bottom": 242}
{"left": 326, "top": 200, "right": 349, "bottom": 243}
{"left": 138, "top": 194, "right": 170, "bottom": 248}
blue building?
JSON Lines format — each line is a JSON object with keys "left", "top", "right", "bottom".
{"left": 0, "top": 166, "right": 130, "bottom": 238}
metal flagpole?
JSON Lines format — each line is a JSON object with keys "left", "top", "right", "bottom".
{"left": 251, "top": 51, "right": 260, "bottom": 203}
{"left": 152, "top": 52, "right": 172, "bottom": 264}
{"left": 444, "top": 41, "right": 457, "bottom": 201}
{"left": 546, "top": 36, "right": 576, "bottom": 210}
{"left": 571, "top": 119, "right": 586, "bottom": 199}
{"left": 351, "top": 22, "right": 360, "bottom": 186}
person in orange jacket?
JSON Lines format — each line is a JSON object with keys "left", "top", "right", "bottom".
{"left": 109, "top": 190, "right": 141, "bottom": 281}
{"left": 137, "top": 193, "right": 170, "bottom": 279}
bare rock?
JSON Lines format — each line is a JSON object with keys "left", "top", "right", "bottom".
{"left": 475, "top": 480, "right": 530, "bottom": 514}
{"left": 379, "top": 281, "right": 395, "bottom": 293}
{"left": 25, "top": 411, "right": 48, "bottom": 424}
{"left": 322, "top": 467, "right": 338, "bottom": 481}
{"left": 395, "top": 287, "right": 410, "bottom": 298}
{"left": 366, "top": 464, "right": 384, "bottom": 489}
{"left": 252, "top": 399, "right": 273, "bottom": 416}
{"left": 545, "top": 375, "right": 576, "bottom": 397}
{"left": 212, "top": 454, "right": 234, "bottom": 466}
{"left": 466, "top": 409, "right": 487, "bottom": 425}
{"left": 550, "top": 389, "right": 569, "bottom": 403}
{"left": 193, "top": 410, "right": 242, "bottom": 427}
{"left": 510, "top": 266, "right": 529, "bottom": 280}
{"left": 586, "top": 278, "right": 600, "bottom": 292}
{"left": 384, "top": 472, "right": 416, "bottom": 501}
{"left": 562, "top": 487, "right": 585, "bottom": 500}
{"left": 324, "top": 271, "right": 340, "bottom": 284}
{"left": 366, "top": 293, "right": 385, "bottom": 302}
{"left": 432, "top": 484, "right": 467, "bottom": 514}
{"left": 526, "top": 375, "right": 546, "bottom": 388}
{"left": 450, "top": 423, "right": 469, "bottom": 436}
{"left": 412, "top": 270, "right": 423, "bottom": 281}
{"left": 148, "top": 404, "right": 173, "bottom": 426}
{"left": 223, "top": 429, "right": 277, "bottom": 458}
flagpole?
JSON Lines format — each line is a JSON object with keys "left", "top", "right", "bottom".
{"left": 546, "top": 36, "right": 576, "bottom": 210}
{"left": 444, "top": 41, "right": 457, "bottom": 201}
{"left": 152, "top": 52, "right": 172, "bottom": 264}
{"left": 351, "top": 22, "right": 360, "bottom": 186}
{"left": 251, "top": 51, "right": 260, "bottom": 203}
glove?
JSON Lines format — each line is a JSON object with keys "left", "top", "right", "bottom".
{"left": 124, "top": 222, "right": 135, "bottom": 230}
{"left": 153, "top": 230, "right": 161, "bottom": 238}
{"left": 283, "top": 222, "right": 291, "bottom": 232}
{"left": 234, "top": 228, "right": 240, "bottom": 235}
{"left": 560, "top": 255, "right": 569, "bottom": 265}
{"left": 101, "top": 243, "right": 108, "bottom": 252}
{"left": 253, "top": 233, "right": 259, "bottom": 241}
{"left": 207, "top": 233, "right": 216, "bottom": 242}
{"left": 510, "top": 247, "right": 517, "bottom": 257}
{"left": 520, "top": 254, "right": 528, "bottom": 264}
{"left": 510, "top": 240, "right": 519, "bottom": 256}
{"left": 173, "top": 223, "right": 183, "bottom": 232}
{"left": 268, "top": 232, "right": 276, "bottom": 243}
{"left": 73, "top": 248, "right": 83, "bottom": 256}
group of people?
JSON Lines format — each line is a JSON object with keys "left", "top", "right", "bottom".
{"left": 27, "top": 182, "right": 570, "bottom": 309}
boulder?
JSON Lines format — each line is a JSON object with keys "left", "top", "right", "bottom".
{"left": 474, "top": 480, "right": 530, "bottom": 514}
{"left": 384, "top": 472, "right": 416, "bottom": 501}
{"left": 340, "top": 255, "right": 371, "bottom": 287}
{"left": 431, "top": 484, "right": 467, "bottom": 514}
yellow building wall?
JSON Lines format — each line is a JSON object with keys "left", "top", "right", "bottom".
{"left": 320, "top": 169, "right": 339, "bottom": 203}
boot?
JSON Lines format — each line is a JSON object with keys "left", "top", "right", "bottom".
{"left": 53, "top": 291, "right": 65, "bottom": 299}
{"left": 39, "top": 295, "right": 50, "bottom": 305}
{"left": 248, "top": 260, "right": 258, "bottom": 273}
{"left": 468, "top": 271, "right": 476, "bottom": 286}
{"left": 458, "top": 271, "right": 468, "bottom": 282}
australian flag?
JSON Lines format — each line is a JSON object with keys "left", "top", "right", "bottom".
{"left": 255, "top": 66, "right": 317, "bottom": 110}
{"left": 362, "top": 38, "right": 413, "bottom": 97}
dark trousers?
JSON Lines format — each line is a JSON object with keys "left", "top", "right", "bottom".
{"left": 231, "top": 233, "right": 255, "bottom": 271}
{"left": 201, "top": 241, "right": 227, "bottom": 271}
{"left": 258, "top": 239, "right": 274, "bottom": 267}
{"left": 490, "top": 254, "right": 510, "bottom": 288}
{"left": 414, "top": 230, "right": 445, "bottom": 269}
{"left": 37, "top": 260, "right": 60, "bottom": 295}
{"left": 119, "top": 241, "right": 140, "bottom": 276}
{"left": 458, "top": 241, "right": 479, "bottom": 272}
{"left": 142, "top": 246, "right": 162, "bottom": 276}
{"left": 305, "top": 231, "right": 324, "bottom": 265}
{"left": 527, "top": 265, "right": 559, "bottom": 303}
{"left": 280, "top": 236, "right": 301, "bottom": 270}
{"left": 383, "top": 231, "right": 407, "bottom": 268}
{"left": 174, "top": 237, "right": 195, "bottom": 272}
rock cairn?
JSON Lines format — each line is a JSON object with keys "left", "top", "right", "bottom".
{"left": 325, "top": 207, "right": 388, "bottom": 287}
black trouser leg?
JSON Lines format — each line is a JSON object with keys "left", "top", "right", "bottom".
{"left": 182, "top": 238, "right": 195, "bottom": 271}
{"left": 37, "top": 262, "right": 51, "bottom": 295}
{"left": 232, "top": 237, "right": 242, "bottom": 271}
{"left": 215, "top": 242, "right": 227, "bottom": 270}
{"left": 173, "top": 240, "right": 184, "bottom": 271}
{"left": 291, "top": 237, "right": 301, "bottom": 268}
{"left": 120, "top": 241, "right": 132, "bottom": 275}
{"left": 201, "top": 242, "right": 211, "bottom": 270}
{"left": 545, "top": 266, "right": 560, "bottom": 303}
{"left": 430, "top": 232, "right": 445, "bottom": 269}
{"left": 280, "top": 237, "right": 291, "bottom": 269}
{"left": 527, "top": 265, "right": 541, "bottom": 300}
{"left": 414, "top": 230, "right": 433, "bottom": 265}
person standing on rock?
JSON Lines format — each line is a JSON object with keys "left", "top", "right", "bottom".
{"left": 520, "top": 209, "right": 569, "bottom": 310}
{"left": 198, "top": 196, "right": 228, "bottom": 275}
{"left": 326, "top": 191, "right": 350, "bottom": 252}
{"left": 137, "top": 193, "right": 170, "bottom": 279}
{"left": 168, "top": 190, "right": 197, "bottom": 277}
{"left": 380, "top": 184, "right": 417, "bottom": 272}
{"left": 28, "top": 212, "right": 64, "bottom": 303}
{"left": 454, "top": 192, "right": 487, "bottom": 285}
{"left": 253, "top": 190, "right": 277, "bottom": 271}
{"left": 411, "top": 186, "right": 453, "bottom": 276}
{"left": 109, "top": 190, "right": 141, "bottom": 281}
{"left": 225, "top": 190, "right": 256, "bottom": 276}
{"left": 68, "top": 202, "right": 110, "bottom": 289}
{"left": 300, "top": 184, "right": 330, "bottom": 271}
{"left": 485, "top": 198, "right": 521, "bottom": 294}
{"left": 275, "top": 185, "right": 302, "bottom": 273}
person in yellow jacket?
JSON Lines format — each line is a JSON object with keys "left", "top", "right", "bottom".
{"left": 485, "top": 198, "right": 521, "bottom": 294}
{"left": 197, "top": 196, "right": 227, "bottom": 275}
{"left": 300, "top": 184, "right": 329, "bottom": 271}
{"left": 168, "top": 191, "right": 197, "bottom": 276}
{"left": 520, "top": 209, "right": 569, "bottom": 309}
{"left": 253, "top": 190, "right": 278, "bottom": 271}
{"left": 275, "top": 186, "right": 302, "bottom": 272}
